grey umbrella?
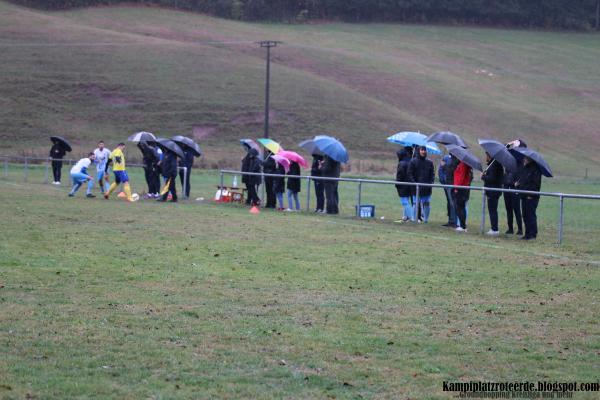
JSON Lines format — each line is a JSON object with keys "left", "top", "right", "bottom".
{"left": 50, "top": 136, "right": 72, "bottom": 152}
{"left": 298, "top": 138, "right": 323, "bottom": 156}
{"left": 427, "top": 131, "right": 468, "bottom": 148}
{"left": 446, "top": 144, "right": 483, "bottom": 171}
{"left": 128, "top": 131, "right": 156, "bottom": 143}
{"left": 513, "top": 147, "right": 553, "bottom": 177}
{"left": 478, "top": 139, "right": 518, "bottom": 173}
{"left": 156, "top": 139, "right": 184, "bottom": 158}
{"left": 172, "top": 135, "right": 201, "bottom": 157}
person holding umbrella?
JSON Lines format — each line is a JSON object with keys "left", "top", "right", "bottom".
{"left": 407, "top": 146, "right": 435, "bottom": 223}
{"left": 514, "top": 147, "right": 552, "bottom": 240}
{"left": 286, "top": 160, "right": 301, "bottom": 211}
{"left": 138, "top": 141, "right": 160, "bottom": 198}
{"left": 104, "top": 143, "right": 135, "bottom": 202}
{"left": 481, "top": 152, "right": 504, "bottom": 235}
{"left": 453, "top": 160, "right": 473, "bottom": 232}
{"left": 272, "top": 156, "right": 287, "bottom": 210}
{"left": 394, "top": 148, "right": 414, "bottom": 222}
{"left": 158, "top": 144, "right": 179, "bottom": 203}
{"left": 439, "top": 154, "right": 458, "bottom": 227}
{"left": 262, "top": 151, "right": 277, "bottom": 209}
{"left": 241, "top": 148, "right": 261, "bottom": 206}
{"left": 49, "top": 136, "right": 71, "bottom": 185}
{"left": 311, "top": 154, "right": 325, "bottom": 213}
{"left": 322, "top": 155, "right": 341, "bottom": 214}
{"left": 503, "top": 140, "right": 527, "bottom": 235}
{"left": 172, "top": 136, "right": 201, "bottom": 199}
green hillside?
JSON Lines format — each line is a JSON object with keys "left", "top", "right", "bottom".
{"left": 1, "top": 1, "right": 599, "bottom": 176}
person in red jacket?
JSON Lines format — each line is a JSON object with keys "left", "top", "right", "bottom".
{"left": 453, "top": 161, "right": 473, "bottom": 232}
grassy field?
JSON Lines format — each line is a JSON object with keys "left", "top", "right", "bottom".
{"left": 1, "top": 168, "right": 599, "bottom": 398}
{"left": 1, "top": 1, "right": 600, "bottom": 177}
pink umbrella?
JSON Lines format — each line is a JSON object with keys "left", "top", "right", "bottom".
{"left": 271, "top": 154, "right": 290, "bottom": 173}
{"left": 278, "top": 150, "right": 308, "bottom": 168}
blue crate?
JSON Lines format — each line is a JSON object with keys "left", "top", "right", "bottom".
{"left": 356, "top": 204, "right": 375, "bottom": 218}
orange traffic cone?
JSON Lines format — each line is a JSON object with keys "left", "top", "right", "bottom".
{"left": 250, "top": 206, "right": 260, "bottom": 214}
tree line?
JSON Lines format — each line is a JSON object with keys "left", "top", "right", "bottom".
{"left": 11, "top": 0, "right": 600, "bottom": 30}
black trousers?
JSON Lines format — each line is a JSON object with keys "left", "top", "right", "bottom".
{"left": 179, "top": 166, "right": 191, "bottom": 198}
{"left": 247, "top": 183, "right": 260, "bottom": 205}
{"left": 455, "top": 189, "right": 469, "bottom": 229}
{"left": 52, "top": 160, "right": 62, "bottom": 182}
{"left": 162, "top": 176, "right": 177, "bottom": 201}
{"left": 521, "top": 196, "right": 539, "bottom": 239}
{"left": 314, "top": 178, "right": 325, "bottom": 211}
{"left": 150, "top": 168, "right": 160, "bottom": 194}
{"left": 324, "top": 180, "right": 339, "bottom": 214}
{"left": 487, "top": 193, "right": 501, "bottom": 231}
{"left": 264, "top": 177, "right": 276, "bottom": 208}
{"left": 503, "top": 191, "right": 522, "bottom": 232}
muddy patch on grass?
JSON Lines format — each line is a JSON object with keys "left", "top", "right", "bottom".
{"left": 80, "top": 83, "right": 134, "bottom": 108}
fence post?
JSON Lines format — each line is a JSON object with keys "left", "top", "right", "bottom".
{"left": 261, "top": 171, "right": 265, "bottom": 205}
{"left": 3, "top": 158, "right": 7, "bottom": 179}
{"left": 305, "top": 176, "right": 311, "bottom": 212}
{"left": 480, "top": 189, "right": 487, "bottom": 234}
{"left": 44, "top": 158, "right": 50, "bottom": 184}
{"left": 356, "top": 181, "right": 362, "bottom": 217}
{"left": 23, "top": 157, "right": 29, "bottom": 182}
{"left": 415, "top": 184, "right": 420, "bottom": 221}
{"left": 557, "top": 195, "right": 564, "bottom": 245}
{"left": 220, "top": 171, "right": 224, "bottom": 193}
{"left": 182, "top": 167, "right": 188, "bottom": 199}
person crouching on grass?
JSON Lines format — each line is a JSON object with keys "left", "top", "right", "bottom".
{"left": 104, "top": 142, "right": 135, "bottom": 202}
{"left": 68, "top": 152, "right": 96, "bottom": 197}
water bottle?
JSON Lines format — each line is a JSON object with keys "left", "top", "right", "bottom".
{"left": 232, "top": 175, "right": 238, "bottom": 188}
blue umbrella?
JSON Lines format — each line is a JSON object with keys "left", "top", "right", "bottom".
{"left": 312, "top": 136, "right": 349, "bottom": 163}
{"left": 387, "top": 131, "right": 441, "bottom": 155}
{"left": 513, "top": 147, "right": 553, "bottom": 177}
{"left": 298, "top": 138, "right": 323, "bottom": 156}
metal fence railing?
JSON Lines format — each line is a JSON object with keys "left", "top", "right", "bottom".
{"left": 219, "top": 169, "right": 600, "bottom": 246}
{"left": 1, "top": 155, "right": 189, "bottom": 199}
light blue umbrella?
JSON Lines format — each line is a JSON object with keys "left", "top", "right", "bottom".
{"left": 312, "top": 135, "right": 349, "bottom": 163}
{"left": 387, "top": 131, "right": 441, "bottom": 155}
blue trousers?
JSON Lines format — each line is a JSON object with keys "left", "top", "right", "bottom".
{"left": 400, "top": 196, "right": 414, "bottom": 220}
{"left": 412, "top": 195, "right": 431, "bottom": 222}
{"left": 70, "top": 172, "right": 93, "bottom": 195}
{"left": 287, "top": 189, "right": 300, "bottom": 210}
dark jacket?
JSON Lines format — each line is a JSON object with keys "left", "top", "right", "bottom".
{"left": 407, "top": 154, "right": 435, "bottom": 196}
{"left": 515, "top": 161, "right": 542, "bottom": 198}
{"left": 444, "top": 155, "right": 459, "bottom": 185}
{"left": 161, "top": 151, "right": 178, "bottom": 178}
{"left": 311, "top": 155, "right": 323, "bottom": 177}
{"left": 241, "top": 149, "right": 261, "bottom": 185}
{"left": 178, "top": 149, "right": 195, "bottom": 169}
{"left": 272, "top": 164, "right": 286, "bottom": 193}
{"left": 138, "top": 142, "right": 160, "bottom": 167}
{"left": 321, "top": 156, "right": 340, "bottom": 178}
{"left": 395, "top": 149, "right": 413, "bottom": 197}
{"left": 482, "top": 159, "right": 504, "bottom": 197}
{"left": 50, "top": 143, "right": 66, "bottom": 160}
{"left": 262, "top": 156, "right": 276, "bottom": 175}
{"left": 287, "top": 162, "right": 301, "bottom": 192}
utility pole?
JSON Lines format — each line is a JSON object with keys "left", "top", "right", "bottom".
{"left": 259, "top": 41, "right": 279, "bottom": 139}
{"left": 596, "top": 0, "right": 599, "bottom": 30}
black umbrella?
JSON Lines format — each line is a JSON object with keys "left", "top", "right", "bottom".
{"left": 446, "top": 144, "right": 483, "bottom": 171}
{"left": 156, "top": 139, "right": 184, "bottom": 158}
{"left": 50, "top": 136, "right": 72, "bottom": 152}
{"left": 513, "top": 147, "right": 553, "bottom": 177}
{"left": 427, "top": 131, "right": 468, "bottom": 148}
{"left": 478, "top": 139, "right": 518, "bottom": 173}
{"left": 128, "top": 131, "right": 156, "bottom": 143}
{"left": 172, "top": 135, "right": 201, "bottom": 157}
